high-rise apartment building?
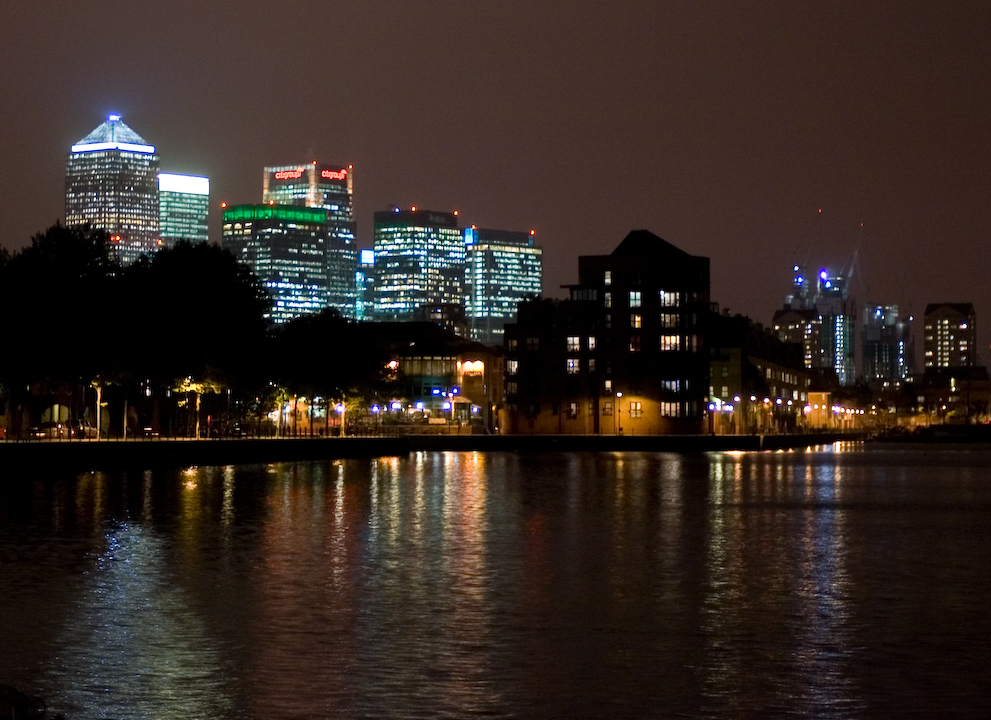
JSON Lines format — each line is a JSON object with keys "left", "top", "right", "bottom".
{"left": 263, "top": 162, "right": 356, "bottom": 318}
{"left": 159, "top": 173, "right": 209, "bottom": 246}
{"left": 66, "top": 114, "right": 160, "bottom": 265}
{"left": 862, "top": 304, "right": 911, "bottom": 384}
{"left": 464, "top": 227, "right": 543, "bottom": 345}
{"left": 373, "top": 208, "right": 464, "bottom": 322}
{"left": 772, "top": 264, "right": 855, "bottom": 386}
{"left": 924, "top": 303, "right": 977, "bottom": 368}
{"left": 222, "top": 204, "right": 329, "bottom": 324}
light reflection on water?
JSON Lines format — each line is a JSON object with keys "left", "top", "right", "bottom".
{"left": 2, "top": 447, "right": 991, "bottom": 718}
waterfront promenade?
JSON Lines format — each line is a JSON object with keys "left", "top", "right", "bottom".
{"left": 0, "top": 432, "right": 859, "bottom": 473}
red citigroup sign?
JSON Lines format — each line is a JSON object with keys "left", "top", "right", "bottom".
{"left": 274, "top": 168, "right": 304, "bottom": 180}
{"left": 321, "top": 169, "right": 347, "bottom": 180}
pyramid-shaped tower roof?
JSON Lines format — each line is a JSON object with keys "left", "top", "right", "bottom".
{"left": 71, "top": 115, "right": 156, "bottom": 154}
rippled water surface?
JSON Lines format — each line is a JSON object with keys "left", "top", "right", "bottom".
{"left": 2, "top": 445, "right": 991, "bottom": 718}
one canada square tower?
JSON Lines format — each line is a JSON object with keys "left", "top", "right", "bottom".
{"left": 65, "top": 114, "right": 160, "bottom": 265}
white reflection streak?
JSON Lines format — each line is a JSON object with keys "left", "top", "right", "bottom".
{"left": 50, "top": 523, "right": 230, "bottom": 719}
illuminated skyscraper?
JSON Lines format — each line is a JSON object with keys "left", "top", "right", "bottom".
{"left": 356, "top": 248, "right": 376, "bottom": 322}
{"left": 772, "top": 264, "right": 855, "bottom": 386}
{"left": 464, "top": 227, "right": 543, "bottom": 345}
{"left": 159, "top": 173, "right": 209, "bottom": 246}
{"left": 222, "top": 204, "right": 329, "bottom": 324}
{"left": 263, "top": 162, "right": 356, "bottom": 318}
{"left": 373, "top": 208, "right": 464, "bottom": 322}
{"left": 66, "top": 114, "right": 160, "bottom": 265}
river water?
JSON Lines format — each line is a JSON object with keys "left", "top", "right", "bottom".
{"left": 1, "top": 444, "right": 990, "bottom": 719}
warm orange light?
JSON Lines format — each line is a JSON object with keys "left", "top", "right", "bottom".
{"left": 348, "top": 164, "right": 353, "bottom": 169}
{"left": 312, "top": 160, "right": 317, "bottom": 165}
{"left": 411, "top": 206, "right": 417, "bottom": 211}
{"left": 453, "top": 210, "right": 459, "bottom": 216}
{"left": 530, "top": 229, "right": 535, "bottom": 235}
{"left": 471, "top": 224, "right": 476, "bottom": 230}
{"left": 221, "top": 202, "right": 227, "bottom": 208}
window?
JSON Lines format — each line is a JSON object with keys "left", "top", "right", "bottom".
{"left": 588, "top": 402, "right": 596, "bottom": 416}
{"left": 605, "top": 314, "right": 611, "bottom": 329}
{"left": 507, "top": 359, "right": 518, "bottom": 374}
{"left": 631, "top": 314, "right": 642, "bottom": 329}
{"left": 660, "top": 313, "right": 678, "bottom": 328}
{"left": 604, "top": 379, "right": 612, "bottom": 392}
{"left": 629, "top": 291, "right": 642, "bottom": 308}
{"left": 630, "top": 336, "right": 641, "bottom": 352}
{"left": 662, "top": 379, "right": 681, "bottom": 392}
{"left": 567, "top": 335, "right": 580, "bottom": 352}
{"left": 526, "top": 337, "right": 539, "bottom": 351}
{"left": 604, "top": 292, "right": 612, "bottom": 308}
{"left": 588, "top": 359, "right": 596, "bottom": 372}
{"left": 604, "top": 270, "right": 612, "bottom": 286}
{"left": 507, "top": 381, "right": 518, "bottom": 394}
{"left": 508, "top": 338, "right": 518, "bottom": 350}
{"left": 602, "top": 401, "right": 613, "bottom": 416}
{"left": 568, "top": 402, "right": 579, "bottom": 418}
{"left": 660, "top": 290, "right": 680, "bottom": 307}
{"left": 660, "top": 335, "right": 680, "bottom": 351}
{"left": 588, "top": 336, "right": 596, "bottom": 350}
{"left": 566, "top": 358, "right": 580, "bottom": 374}
{"left": 629, "top": 401, "right": 643, "bottom": 418}
{"left": 660, "top": 402, "right": 681, "bottom": 417}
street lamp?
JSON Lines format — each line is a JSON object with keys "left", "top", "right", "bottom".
{"left": 616, "top": 392, "right": 623, "bottom": 435}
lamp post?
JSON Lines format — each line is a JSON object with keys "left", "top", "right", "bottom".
{"left": 616, "top": 392, "right": 623, "bottom": 435}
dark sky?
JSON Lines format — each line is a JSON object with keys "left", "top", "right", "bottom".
{"left": 2, "top": 1, "right": 990, "bottom": 358}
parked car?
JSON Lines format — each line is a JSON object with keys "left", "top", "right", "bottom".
{"left": 73, "top": 420, "right": 98, "bottom": 439}
{"left": 30, "top": 421, "right": 72, "bottom": 439}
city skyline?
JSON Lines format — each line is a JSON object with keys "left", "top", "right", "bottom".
{"left": 2, "top": 2, "right": 989, "bottom": 355}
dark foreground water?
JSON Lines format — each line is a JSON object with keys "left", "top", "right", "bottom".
{"left": 1, "top": 444, "right": 990, "bottom": 719}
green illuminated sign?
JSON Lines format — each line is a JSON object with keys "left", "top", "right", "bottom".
{"left": 223, "top": 205, "right": 327, "bottom": 224}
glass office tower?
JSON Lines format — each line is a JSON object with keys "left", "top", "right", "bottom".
{"left": 464, "top": 227, "right": 543, "bottom": 345}
{"left": 159, "top": 173, "right": 209, "bottom": 245}
{"left": 372, "top": 208, "right": 464, "bottom": 322}
{"left": 263, "top": 162, "right": 356, "bottom": 318}
{"left": 66, "top": 114, "right": 160, "bottom": 265}
{"left": 222, "top": 204, "right": 329, "bottom": 324}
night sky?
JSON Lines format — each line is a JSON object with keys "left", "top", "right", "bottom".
{"left": 2, "top": 1, "right": 990, "bottom": 358}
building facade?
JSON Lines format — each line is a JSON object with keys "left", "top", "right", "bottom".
{"left": 464, "top": 227, "right": 543, "bottom": 346}
{"left": 504, "top": 230, "right": 709, "bottom": 435}
{"left": 372, "top": 208, "right": 464, "bottom": 322}
{"left": 708, "top": 311, "right": 810, "bottom": 434}
{"left": 222, "top": 204, "right": 329, "bottom": 324}
{"left": 158, "top": 173, "right": 209, "bottom": 245}
{"left": 862, "top": 303, "right": 912, "bottom": 385}
{"left": 924, "top": 303, "right": 977, "bottom": 368}
{"left": 66, "top": 115, "right": 160, "bottom": 265}
{"left": 263, "top": 162, "right": 357, "bottom": 318}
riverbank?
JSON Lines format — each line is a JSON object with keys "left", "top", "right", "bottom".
{"left": 0, "top": 432, "right": 861, "bottom": 473}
